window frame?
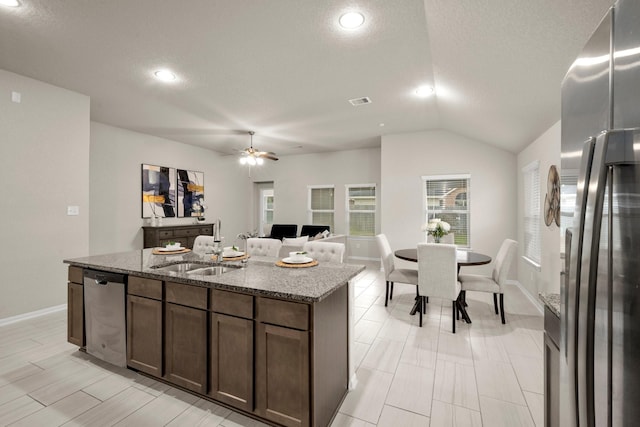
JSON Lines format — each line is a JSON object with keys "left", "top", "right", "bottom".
{"left": 421, "top": 174, "right": 471, "bottom": 248}
{"left": 345, "top": 183, "right": 376, "bottom": 237}
{"left": 522, "top": 160, "right": 541, "bottom": 268}
{"left": 259, "top": 188, "right": 274, "bottom": 236}
{"left": 307, "top": 185, "right": 335, "bottom": 230}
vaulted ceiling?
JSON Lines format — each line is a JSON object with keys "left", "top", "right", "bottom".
{"left": 0, "top": 0, "right": 614, "bottom": 156}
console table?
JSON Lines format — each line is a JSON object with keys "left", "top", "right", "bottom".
{"left": 142, "top": 224, "right": 213, "bottom": 249}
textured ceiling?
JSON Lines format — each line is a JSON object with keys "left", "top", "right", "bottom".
{"left": 0, "top": 0, "right": 614, "bottom": 156}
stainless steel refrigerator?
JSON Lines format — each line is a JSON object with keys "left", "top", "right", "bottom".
{"left": 561, "top": 0, "right": 640, "bottom": 425}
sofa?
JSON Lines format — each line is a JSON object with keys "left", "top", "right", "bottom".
{"left": 264, "top": 224, "right": 346, "bottom": 258}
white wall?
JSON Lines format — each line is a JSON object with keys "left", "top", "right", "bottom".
{"left": 249, "top": 148, "right": 381, "bottom": 260}
{"left": 0, "top": 69, "right": 90, "bottom": 319}
{"left": 516, "top": 121, "right": 561, "bottom": 296}
{"left": 381, "top": 130, "right": 518, "bottom": 277}
{"left": 90, "top": 122, "right": 250, "bottom": 254}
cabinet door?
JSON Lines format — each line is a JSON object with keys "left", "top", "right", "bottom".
{"left": 545, "top": 332, "right": 560, "bottom": 427}
{"left": 256, "top": 323, "right": 309, "bottom": 427}
{"left": 127, "top": 295, "right": 162, "bottom": 377}
{"left": 165, "top": 303, "right": 207, "bottom": 393}
{"left": 209, "top": 313, "right": 254, "bottom": 411}
{"left": 67, "top": 282, "right": 84, "bottom": 347}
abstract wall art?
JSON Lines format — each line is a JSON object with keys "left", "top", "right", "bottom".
{"left": 141, "top": 164, "right": 176, "bottom": 218}
{"left": 177, "top": 169, "right": 205, "bottom": 218}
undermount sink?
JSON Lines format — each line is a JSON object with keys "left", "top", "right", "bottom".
{"left": 150, "top": 261, "right": 241, "bottom": 275}
{"left": 187, "top": 266, "right": 237, "bottom": 276}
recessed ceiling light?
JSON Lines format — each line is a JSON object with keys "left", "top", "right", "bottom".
{"left": 339, "top": 12, "right": 365, "bottom": 29}
{"left": 379, "top": 123, "right": 385, "bottom": 127}
{"left": 0, "top": 0, "right": 21, "bottom": 7}
{"left": 154, "top": 69, "right": 176, "bottom": 82}
{"left": 415, "top": 85, "right": 434, "bottom": 97}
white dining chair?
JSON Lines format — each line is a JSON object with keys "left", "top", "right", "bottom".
{"left": 458, "top": 238, "right": 517, "bottom": 324}
{"left": 302, "top": 241, "right": 345, "bottom": 263}
{"left": 246, "top": 238, "right": 282, "bottom": 257}
{"left": 375, "top": 234, "right": 419, "bottom": 307}
{"left": 417, "top": 243, "right": 462, "bottom": 332}
{"left": 192, "top": 235, "right": 217, "bottom": 254}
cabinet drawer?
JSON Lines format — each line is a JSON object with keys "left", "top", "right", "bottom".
{"left": 68, "top": 266, "right": 83, "bottom": 284}
{"left": 210, "top": 289, "right": 253, "bottom": 319}
{"left": 200, "top": 226, "right": 213, "bottom": 235}
{"left": 166, "top": 282, "right": 208, "bottom": 309}
{"left": 181, "top": 228, "right": 200, "bottom": 237}
{"left": 129, "top": 276, "right": 163, "bottom": 300}
{"left": 257, "top": 297, "right": 309, "bottom": 330}
{"left": 159, "top": 230, "right": 174, "bottom": 239}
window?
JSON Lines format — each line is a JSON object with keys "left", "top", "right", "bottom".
{"left": 308, "top": 186, "right": 334, "bottom": 230}
{"left": 523, "top": 161, "right": 541, "bottom": 266}
{"left": 346, "top": 184, "right": 376, "bottom": 236}
{"left": 423, "top": 175, "right": 470, "bottom": 247}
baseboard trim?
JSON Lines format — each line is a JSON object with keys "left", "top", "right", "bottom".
{"left": 509, "top": 280, "right": 544, "bottom": 314}
{"left": 0, "top": 304, "right": 67, "bottom": 327}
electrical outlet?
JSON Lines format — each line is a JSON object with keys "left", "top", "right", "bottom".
{"left": 67, "top": 205, "right": 80, "bottom": 216}
{"left": 11, "top": 91, "right": 21, "bottom": 103}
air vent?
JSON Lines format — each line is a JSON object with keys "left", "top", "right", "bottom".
{"left": 348, "top": 97, "right": 372, "bottom": 106}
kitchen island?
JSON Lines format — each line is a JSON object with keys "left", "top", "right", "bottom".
{"left": 65, "top": 249, "right": 364, "bottom": 427}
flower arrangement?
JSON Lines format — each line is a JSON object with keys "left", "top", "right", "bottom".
{"left": 422, "top": 218, "right": 451, "bottom": 243}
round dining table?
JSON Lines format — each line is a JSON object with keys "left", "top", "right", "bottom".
{"left": 393, "top": 248, "right": 492, "bottom": 324}
{"left": 394, "top": 248, "right": 492, "bottom": 267}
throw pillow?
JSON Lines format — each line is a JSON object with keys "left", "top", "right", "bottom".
{"left": 282, "top": 236, "right": 309, "bottom": 245}
{"left": 313, "top": 232, "right": 324, "bottom": 241}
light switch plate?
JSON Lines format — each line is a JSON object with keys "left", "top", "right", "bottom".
{"left": 11, "top": 91, "right": 21, "bottom": 103}
{"left": 67, "top": 205, "right": 80, "bottom": 216}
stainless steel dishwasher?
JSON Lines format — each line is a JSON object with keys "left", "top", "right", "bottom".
{"left": 83, "top": 269, "right": 127, "bottom": 367}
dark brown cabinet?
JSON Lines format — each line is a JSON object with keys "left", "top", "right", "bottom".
{"left": 256, "top": 322, "right": 310, "bottom": 427}
{"left": 126, "top": 276, "right": 163, "bottom": 377}
{"left": 142, "top": 224, "right": 213, "bottom": 249}
{"left": 209, "top": 289, "right": 254, "bottom": 412}
{"left": 66, "top": 264, "right": 350, "bottom": 427}
{"left": 256, "top": 297, "right": 310, "bottom": 427}
{"left": 67, "top": 266, "right": 84, "bottom": 347}
{"left": 544, "top": 305, "right": 560, "bottom": 427}
{"left": 164, "top": 282, "right": 208, "bottom": 394}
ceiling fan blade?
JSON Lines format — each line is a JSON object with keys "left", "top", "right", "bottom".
{"left": 260, "top": 153, "right": 279, "bottom": 161}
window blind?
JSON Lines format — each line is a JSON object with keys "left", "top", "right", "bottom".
{"left": 309, "top": 186, "right": 334, "bottom": 229}
{"left": 523, "top": 161, "right": 541, "bottom": 265}
{"left": 424, "top": 176, "right": 470, "bottom": 247}
{"left": 347, "top": 185, "right": 376, "bottom": 236}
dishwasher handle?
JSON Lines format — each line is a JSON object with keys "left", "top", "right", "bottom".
{"left": 83, "top": 269, "right": 126, "bottom": 286}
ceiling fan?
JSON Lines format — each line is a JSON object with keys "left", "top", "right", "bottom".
{"left": 239, "top": 131, "right": 279, "bottom": 165}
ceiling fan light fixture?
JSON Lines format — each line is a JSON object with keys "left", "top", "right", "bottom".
{"left": 339, "top": 12, "right": 365, "bottom": 29}
{"left": 256, "top": 157, "right": 264, "bottom": 165}
{"left": 239, "top": 157, "right": 247, "bottom": 165}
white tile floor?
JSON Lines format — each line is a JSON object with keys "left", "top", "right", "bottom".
{"left": 0, "top": 262, "right": 543, "bottom": 426}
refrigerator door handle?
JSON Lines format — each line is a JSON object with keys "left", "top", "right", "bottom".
{"left": 568, "top": 136, "right": 596, "bottom": 426}
{"left": 577, "top": 130, "right": 611, "bottom": 427}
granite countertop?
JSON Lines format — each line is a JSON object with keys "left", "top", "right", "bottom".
{"left": 64, "top": 249, "right": 364, "bottom": 303}
{"left": 539, "top": 292, "right": 560, "bottom": 317}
